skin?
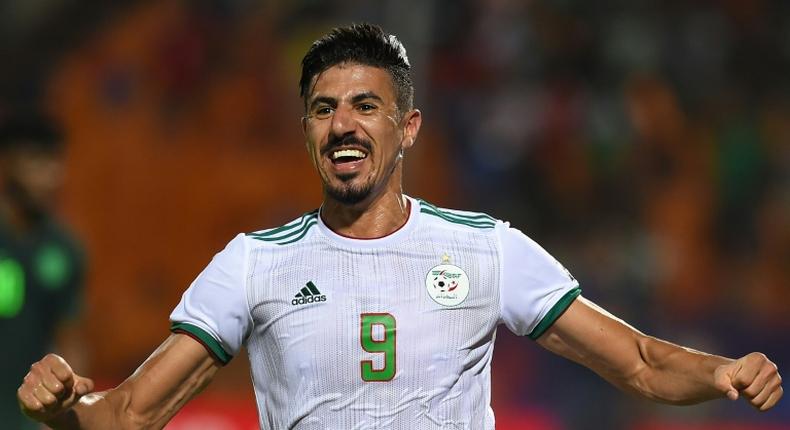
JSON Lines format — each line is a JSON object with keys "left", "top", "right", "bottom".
{"left": 301, "top": 63, "right": 422, "bottom": 238}
{"left": 19, "top": 334, "right": 219, "bottom": 429}
{"left": 539, "top": 297, "right": 782, "bottom": 410}
{"left": 17, "top": 63, "right": 782, "bottom": 429}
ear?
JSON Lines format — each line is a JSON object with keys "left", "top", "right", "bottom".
{"left": 301, "top": 115, "right": 309, "bottom": 137}
{"left": 400, "top": 109, "right": 422, "bottom": 151}
{"left": 301, "top": 117, "right": 317, "bottom": 163}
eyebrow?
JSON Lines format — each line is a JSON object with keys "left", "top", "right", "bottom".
{"left": 308, "top": 91, "right": 385, "bottom": 111}
{"left": 350, "top": 91, "right": 384, "bottom": 104}
{"left": 309, "top": 96, "right": 337, "bottom": 111}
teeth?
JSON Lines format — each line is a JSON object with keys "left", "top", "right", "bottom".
{"left": 331, "top": 149, "right": 366, "bottom": 160}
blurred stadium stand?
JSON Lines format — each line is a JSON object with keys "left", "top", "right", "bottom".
{"left": 1, "top": 1, "right": 788, "bottom": 429}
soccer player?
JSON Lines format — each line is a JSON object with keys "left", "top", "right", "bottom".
{"left": 18, "top": 24, "right": 782, "bottom": 429}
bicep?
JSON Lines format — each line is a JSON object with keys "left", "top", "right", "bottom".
{"left": 536, "top": 296, "right": 647, "bottom": 391}
{"left": 107, "top": 333, "right": 221, "bottom": 428}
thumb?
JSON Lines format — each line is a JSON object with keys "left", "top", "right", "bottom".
{"left": 724, "top": 385, "right": 739, "bottom": 401}
{"left": 73, "top": 376, "right": 95, "bottom": 396}
{"left": 714, "top": 365, "right": 739, "bottom": 401}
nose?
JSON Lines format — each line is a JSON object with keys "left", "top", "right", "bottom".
{"left": 330, "top": 104, "right": 356, "bottom": 137}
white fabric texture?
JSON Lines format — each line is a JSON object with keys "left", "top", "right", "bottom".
{"left": 169, "top": 233, "right": 252, "bottom": 357}
{"left": 497, "top": 222, "right": 580, "bottom": 336}
{"left": 169, "top": 196, "right": 579, "bottom": 429}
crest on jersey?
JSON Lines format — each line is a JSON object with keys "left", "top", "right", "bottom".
{"left": 425, "top": 258, "right": 470, "bottom": 307}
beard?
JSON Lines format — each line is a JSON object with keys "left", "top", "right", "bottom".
{"left": 324, "top": 173, "right": 374, "bottom": 205}
{"left": 320, "top": 133, "right": 377, "bottom": 205}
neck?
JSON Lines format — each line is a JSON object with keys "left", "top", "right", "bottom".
{"left": 321, "top": 189, "right": 410, "bottom": 239}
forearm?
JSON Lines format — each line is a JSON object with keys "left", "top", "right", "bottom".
{"left": 45, "top": 391, "right": 124, "bottom": 430}
{"left": 42, "top": 334, "right": 219, "bottom": 429}
{"left": 627, "top": 335, "right": 733, "bottom": 405}
{"left": 46, "top": 371, "right": 212, "bottom": 429}
{"left": 539, "top": 297, "right": 733, "bottom": 405}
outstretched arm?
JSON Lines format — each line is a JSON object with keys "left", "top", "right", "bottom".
{"left": 18, "top": 333, "right": 221, "bottom": 429}
{"left": 537, "top": 296, "right": 783, "bottom": 410}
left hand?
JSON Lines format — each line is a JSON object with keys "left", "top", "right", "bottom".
{"left": 714, "top": 352, "right": 783, "bottom": 411}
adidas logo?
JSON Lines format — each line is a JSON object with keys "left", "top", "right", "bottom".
{"left": 292, "top": 281, "right": 327, "bottom": 306}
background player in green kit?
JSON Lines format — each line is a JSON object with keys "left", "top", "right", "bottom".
{"left": 17, "top": 24, "right": 782, "bottom": 429}
{"left": 0, "top": 113, "right": 85, "bottom": 430}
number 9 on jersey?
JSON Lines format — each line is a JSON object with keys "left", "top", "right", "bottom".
{"left": 360, "top": 313, "right": 396, "bottom": 382}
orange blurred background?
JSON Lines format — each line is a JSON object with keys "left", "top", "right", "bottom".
{"left": 1, "top": 1, "right": 788, "bottom": 429}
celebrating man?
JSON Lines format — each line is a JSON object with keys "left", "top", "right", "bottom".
{"left": 18, "top": 24, "right": 781, "bottom": 429}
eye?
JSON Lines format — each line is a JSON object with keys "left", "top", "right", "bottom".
{"left": 357, "top": 103, "right": 377, "bottom": 113}
{"left": 313, "top": 106, "right": 333, "bottom": 119}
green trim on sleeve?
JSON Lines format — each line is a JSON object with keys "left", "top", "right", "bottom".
{"left": 171, "top": 322, "right": 233, "bottom": 365}
{"left": 527, "top": 286, "right": 582, "bottom": 340}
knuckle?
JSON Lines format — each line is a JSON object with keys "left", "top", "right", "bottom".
{"left": 39, "top": 394, "right": 56, "bottom": 407}
{"left": 743, "top": 385, "right": 761, "bottom": 398}
{"left": 20, "top": 399, "right": 38, "bottom": 412}
{"left": 19, "top": 392, "right": 38, "bottom": 406}
{"left": 20, "top": 398, "right": 36, "bottom": 410}
{"left": 748, "top": 352, "right": 767, "bottom": 364}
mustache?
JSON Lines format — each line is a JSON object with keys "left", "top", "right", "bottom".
{"left": 321, "top": 134, "right": 373, "bottom": 156}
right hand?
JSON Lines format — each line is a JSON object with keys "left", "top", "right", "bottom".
{"left": 17, "top": 353, "right": 95, "bottom": 423}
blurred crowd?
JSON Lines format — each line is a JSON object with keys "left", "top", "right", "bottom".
{"left": 0, "top": 1, "right": 787, "bottom": 429}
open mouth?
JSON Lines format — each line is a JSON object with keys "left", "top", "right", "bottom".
{"left": 330, "top": 148, "right": 368, "bottom": 165}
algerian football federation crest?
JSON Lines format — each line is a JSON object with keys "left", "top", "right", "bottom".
{"left": 425, "top": 256, "right": 469, "bottom": 307}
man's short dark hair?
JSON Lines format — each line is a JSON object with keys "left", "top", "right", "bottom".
{"left": 299, "top": 23, "right": 414, "bottom": 114}
{"left": 0, "top": 113, "right": 63, "bottom": 153}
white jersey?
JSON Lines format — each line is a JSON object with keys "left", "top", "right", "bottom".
{"left": 170, "top": 196, "right": 580, "bottom": 429}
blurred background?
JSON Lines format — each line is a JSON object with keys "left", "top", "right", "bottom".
{"left": 1, "top": 0, "right": 788, "bottom": 429}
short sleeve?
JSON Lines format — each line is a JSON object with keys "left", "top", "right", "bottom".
{"left": 169, "top": 233, "right": 252, "bottom": 364}
{"left": 497, "top": 222, "right": 581, "bottom": 339}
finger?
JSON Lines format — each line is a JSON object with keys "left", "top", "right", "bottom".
{"left": 22, "top": 370, "right": 42, "bottom": 389}
{"left": 759, "top": 386, "right": 784, "bottom": 412}
{"left": 31, "top": 384, "right": 59, "bottom": 409}
{"left": 732, "top": 361, "right": 761, "bottom": 390}
{"left": 74, "top": 376, "right": 95, "bottom": 396}
{"left": 713, "top": 368, "right": 739, "bottom": 400}
{"left": 741, "top": 359, "right": 779, "bottom": 399}
{"left": 39, "top": 368, "right": 68, "bottom": 399}
{"left": 17, "top": 387, "right": 44, "bottom": 414}
{"left": 741, "top": 370, "right": 770, "bottom": 400}
{"left": 750, "top": 375, "right": 782, "bottom": 407}
{"left": 43, "top": 354, "right": 75, "bottom": 386}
